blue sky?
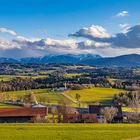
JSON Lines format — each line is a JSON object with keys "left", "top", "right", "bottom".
{"left": 0, "top": 0, "right": 140, "bottom": 58}
{"left": 0, "top": 0, "right": 139, "bottom": 37}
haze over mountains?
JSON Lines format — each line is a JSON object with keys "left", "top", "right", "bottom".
{"left": 0, "top": 54, "right": 140, "bottom": 67}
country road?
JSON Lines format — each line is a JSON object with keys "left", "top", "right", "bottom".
{"left": 60, "top": 90, "right": 78, "bottom": 104}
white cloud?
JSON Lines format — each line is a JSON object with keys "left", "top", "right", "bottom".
{"left": 1, "top": 36, "right": 111, "bottom": 58}
{"left": 0, "top": 39, "right": 20, "bottom": 50}
{"left": 16, "top": 36, "right": 29, "bottom": 41}
{"left": 11, "top": 38, "right": 77, "bottom": 56}
{"left": 116, "top": 11, "right": 129, "bottom": 17}
{"left": 16, "top": 36, "right": 41, "bottom": 42}
{"left": 42, "top": 38, "right": 77, "bottom": 49}
{"left": 77, "top": 40, "right": 110, "bottom": 49}
{"left": 1, "top": 24, "right": 140, "bottom": 58}
{"left": 71, "top": 24, "right": 140, "bottom": 49}
{"left": 69, "top": 25, "right": 110, "bottom": 39}
{"left": 0, "top": 28, "right": 17, "bottom": 36}
{"left": 119, "top": 24, "right": 131, "bottom": 33}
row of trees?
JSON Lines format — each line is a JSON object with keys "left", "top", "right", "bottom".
{"left": 0, "top": 73, "right": 120, "bottom": 92}
{"left": 0, "top": 76, "right": 113, "bottom": 92}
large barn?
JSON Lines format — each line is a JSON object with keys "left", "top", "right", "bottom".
{"left": 0, "top": 107, "right": 48, "bottom": 123}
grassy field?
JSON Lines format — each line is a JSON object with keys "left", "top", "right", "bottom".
{"left": 122, "top": 107, "right": 140, "bottom": 112}
{"left": 0, "top": 87, "right": 124, "bottom": 106}
{"left": 65, "top": 87, "right": 124, "bottom": 105}
{"left": 0, "top": 75, "right": 48, "bottom": 81}
{"left": 0, "top": 103, "right": 21, "bottom": 108}
{"left": 0, "top": 124, "right": 139, "bottom": 140}
{"left": 1, "top": 89, "right": 70, "bottom": 105}
{"left": 66, "top": 73, "right": 82, "bottom": 78}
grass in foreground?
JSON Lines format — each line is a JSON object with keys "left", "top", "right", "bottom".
{"left": 0, "top": 124, "right": 139, "bottom": 140}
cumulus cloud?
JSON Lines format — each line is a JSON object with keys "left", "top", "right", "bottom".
{"left": 71, "top": 24, "right": 140, "bottom": 49}
{"left": 14, "top": 38, "right": 77, "bottom": 50}
{"left": 116, "top": 11, "right": 129, "bottom": 17}
{"left": 69, "top": 25, "right": 110, "bottom": 40}
{"left": 0, "top": 39, "right": 20, "bottom": 50}
{"left": 1, "top": 24, "right": 140, "bottom": 58}
{"left": 0, "top": 35, "right": 111, "bottom": 58}
{"left": 0, "top": 28, "right": 17, "bottom": 36}
{"left": 111, "top": 25, "right": 140, "bottom": 48}
{"left": 77, "top": 40, "right": 110, "bottom": 49}
{"left": 119, "top": 24, "right": 130, "bottom": 33}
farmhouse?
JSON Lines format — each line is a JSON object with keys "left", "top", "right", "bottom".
{"left": 63, "top": 114, "right": 97, "bottom": 123}
{"left": 89, "top": 105, "right": 123, "bottom": 123}
{"left": 0, "top": 107, "right": 48, "bottom": 123}
{"left": 63, "top": 105, "right": 123, "bottom": 123}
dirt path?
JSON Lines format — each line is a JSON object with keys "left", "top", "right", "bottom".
{"left": 60, "top": 90, "right": 78, "bottom": 104}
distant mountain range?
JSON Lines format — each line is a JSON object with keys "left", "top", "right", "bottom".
{"left": 80, "top": 54, "right": 140, "bottom": 67}
{"left": 0, "top": 54, "right": 140, "bottom": 67}
{"left": 20, "top": 54, "right": 102, "bottom": 64}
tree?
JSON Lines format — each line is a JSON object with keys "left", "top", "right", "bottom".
{"left": 75, "top": 93, "right": 81, "bottom": 107}
{"left": 30, "top": 93, "right": 38, "bottom": 104}
{"left": 128, "top": 91, "right": 140, "bottom": 123}
{"left": 23, "top": 93, "right": 37, "bottom": 107}
{"left": 57, "top": 99, "right": 71, "bottom": 123}
{"left": 113, "top": 92, "right": 129, "bottom": 106}
{"left": 100, "top": 107, "right": 118, "bottom": 123}
{"left": 51, "top": 107, "right": 57, "bottom": 123}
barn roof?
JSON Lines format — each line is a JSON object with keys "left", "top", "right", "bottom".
{"left": 0, "top": 107, "right": 48, "bottom": 117}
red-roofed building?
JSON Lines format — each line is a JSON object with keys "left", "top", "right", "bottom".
{"left": 63, "top": 114, "right": 97, "bottom": 123}
{"left": 0, "top": 107, "right": 48, "bottom": 123}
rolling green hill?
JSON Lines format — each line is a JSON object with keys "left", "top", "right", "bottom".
{"left": 0, "top": 87, "right": 124, "bottom": 107}
{"left": 65, "top": 87, "right": 124, "bottom": 106}
{"left": 1, "top": 89, "right": 69, "bottom": 105}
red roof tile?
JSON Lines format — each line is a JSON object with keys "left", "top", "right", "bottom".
{"left": 0, "top": 107, "right": 48, "bottom": 117}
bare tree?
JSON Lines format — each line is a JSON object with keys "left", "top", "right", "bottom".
{"left": 51, "top": 107, "right": 57, "bottom": 123}
{"left": 22, "top": 93, "right": 37, "bottom": 107}
{"left": 100, "top": 107, "right": 118, "bottom": 123}
{"left": 30, "top": 93, "right": 38, "bottom": 104}
{"left": 128, "top": 91, "right": 140, "bottom": 123}
{"left": 57, "top": 99, "right": 71, "bottom": 122}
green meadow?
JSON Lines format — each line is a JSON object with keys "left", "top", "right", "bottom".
{"left": 65, "top": 87, "right": 124, "bottom": 105}
{"left": 1, "top": 88, "right": 68, "bottom": 105}
{"left": 0, "top": 87, "right": 124, "bottom": 106}
{"left": 65, "top": 73, "right": 82, "bottom": 78}
{"left": 0, "top": 103, "right": 20, "bottom": 108}
{"left": 0, "top": 124, "right": 139, "bottom": 140}
{"left": 0, "top": 75, "right": 48, "bottom": 81}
